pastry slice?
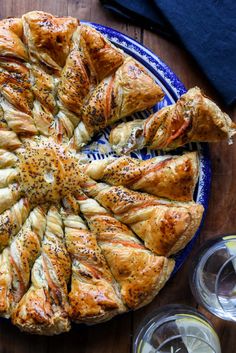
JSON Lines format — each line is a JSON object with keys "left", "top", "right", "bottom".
{"left": 81, "top": 180, "right": 204, "bottom": 256}
{"left": 0, "top": 38, "right": 33, "bottom": 116}
{"left": 0, "top": 18, "right": 28, "bottom": 60}
{"left": 82, "top": 152, "right": 199, "bottom": 201}
{"left": 29, "top": 65, "right": 61, "bottom": 137}
{"left": 12, "top": 206, "right": 71, "bottom": 335}
{"left": 57, "top": 49, "right": 91, "bottom": 117}
{"left": 57, "top": 100, "right": 82, "bottom": 129}
{"left": 0, "top": 206, "right": 47, "bottom": 317}
{"left": 79, "top": 24, "right": 124, "bottom": 82}
{"left": 30, "top": 65, "right": 74, "bottom": 140}
{"left": 0, "top": 149, "right": 18, "bottom": 168}
{"left": 32, "top": 101, "right": 55, "bottom": 137}
{"left": 110, "top": 87, "right": 236, "bottom": 154}
{"left": 58, "top": 25, "right": 124, "bottom": 116}
{"left": 72, "top": 57, "right": 164, "bottom": 148}
{"left": 0, "top": 168, "right": 19, "bottom": 188}
{"left": 30, "top": 65, "right": 58, "bottom": 114}
{"left": 0, "top": 67, "right": 34, "bottom": 117}
{"left": 1, "top": 100, "right": 37, "bottom": 135}
{"left": 0, "top": 198, "right": 31, "bottom": 251}
{"left": 62, "top": 202, "right": 125, "bottom": 323}
{"left": 0, "top": 128, "right": 22, "bottom": 151}
{"left": 30, "top": 60, "right": 80, "bottom": 141}
{"left": 22, "top": 11, "right": 78, "bottom": 70}
{"left": 78, "top": 194, "right": 174, "bottom": 309}
{"left": 0, "top": 184, "right": 21, "bottom": 214}
{"left": 31, "top": 93, "right": 72, "bottom": 141}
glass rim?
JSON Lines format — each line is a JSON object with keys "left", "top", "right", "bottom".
{"left": 133, "top": 304, "right": 216, "bottom": 352}
{"left": 189, "top": 234, "right": 236, "bottom": 280}
{"left": 189, "top": 234, "right": 236, "bottom": 322}
{"left": 191, "top": 234, "right": 236, "bottom": 256}
{"left": 215, "top": 253, "right": 236, "bottom": 313}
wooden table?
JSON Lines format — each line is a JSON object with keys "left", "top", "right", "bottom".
{"left": 0, "top": 1, "right": 235, "bottom": 352}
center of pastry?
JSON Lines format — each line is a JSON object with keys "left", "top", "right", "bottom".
{"left": 17, "top": 138, "right": 82, "bottom": 204}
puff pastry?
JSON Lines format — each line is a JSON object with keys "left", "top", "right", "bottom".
{"left": 0, "top": 168, "right": 19, "bottom": 188}
{"left": 0, "top": 18, "right": 28, "bottom": 60}
{"left": 0, "top": 149, "right": 18, "bottom": 168}
{"left": 0, "top": 10, "right": 225, "bottom": 335}
{"left": 110, "top": 87, "right": 236, "bottom": 154}
{"left": 0, "top": 129, "right": 22, "bottom": 151}
{"left": 0, "top": 184, "right": 21, "bottom": 214}
{"left": 22, "top": 11, "right": 78, "bottom": 70}
{"left": 0, "top": 206, "right": 47, "bottom": 317}
{"left": 82, "top": 152, "right": 199, "bottom": 201}
{"left": 72, "top": 56, "right": 164, "bottom": 148}
{"left": 58, "top": 25, "right": 124, "bottom": 116}
{"left": 12, "top": 206, "right": 71, "bottom": 335}
{"left": 81, "top": 180, "right": 204, "bottom": 256}
{"left": 31, "top": 64, "right": 57, "bottom": 114}
{"left": 0, "top": 198, "right": 31, "bottom": 251}
{"left": 62, "top": 201, "right": 125, "bottom": 323}
{"left": 78, "top": 194, "right": 175, "bottom": 309}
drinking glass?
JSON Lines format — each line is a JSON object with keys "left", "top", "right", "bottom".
{"left": 190, "top": 235, "right": 236, "bottom": 321}
{"left": 133, "top": 304, "right": 221, "bottom": 353}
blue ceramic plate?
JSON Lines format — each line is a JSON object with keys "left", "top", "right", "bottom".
{"left": 82, "top": 22, "right": 212, "bottom": 274}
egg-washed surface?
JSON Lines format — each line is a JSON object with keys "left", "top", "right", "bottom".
{"left": 0, "top": 11, "right": 210, "bottom": 335}
{"left": 17, "top": 138, "right": 83, "bottom": 204}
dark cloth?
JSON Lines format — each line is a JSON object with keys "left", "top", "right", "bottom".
{"left": 100, "top": 0, "right": 236, "bottom": 106}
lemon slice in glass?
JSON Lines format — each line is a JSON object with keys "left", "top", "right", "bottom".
{"left": 175, "top": 315, "right": 221, "bottom": 353}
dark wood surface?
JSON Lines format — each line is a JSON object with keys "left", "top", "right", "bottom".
{"left": 0, "top": 1, "right": 235, "bottom": 352}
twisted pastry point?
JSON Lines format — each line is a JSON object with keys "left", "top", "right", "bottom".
{"left": 79, "top": 176, "right": 204, "bottom": 257}
{"left": 12, "top": 206, "right": 71, "bottom": 335}
{"left": 72, "top": 57, "right": 164, "bottom": 148}
{"left": 78, "top": 194, "right": 174, "bottom": 309}
{"left": 0, "top": 205, "right": 47, "bottom": 317}
{"left": 81, "top": 152, "right": 199, "bottom": 201}
{"left": 62, "top": 199, "right": 126, "bottom": 323}
{"left": 110, "top": 87, "right": 236, "bottom": 154}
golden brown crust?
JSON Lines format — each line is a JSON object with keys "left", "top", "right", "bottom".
{"left": 12, "top": 206, "right": 71, "bottom": 335}
{"left": 0, "top": 149, "right": 18, "bottom": 168}
{"left": 0, "top": 198, "right": 31, "bottom": 251}
{"left": 0, "top": 184, "right": 21, "bottom": 215}
{"left": 0, "top": 11, "right": 213, "bottom": 334}
{"left": 17, "top": 137, "right": 84, "bottom": 204}
{"left": 0, "top": 206, "right": 47, "bottom": 317}
{"left": 58, "top": 49, "right": 90, "bottom": 115}
{"left": 63, "top": 208, "right": 125, "bottom": 323}
{"left": 12, "top": 285, "right": 70, "bottom": 335}
{"left": 3, "top": 107, "right": 37, "bottom": 135}
{"left": 0, "top": 18, "right": 28, "bottom": 60}
{"left": 72, "top": 57, "right": 164, "bottom": 148}
{"left": 0, "top": 60, "right": 34, "bottom": 116}
{"left": 0, "top": 168, "right": 18, "bottom": 187}
{"left": 58, "top": 25, "right": 124, "bottom": 119}
{"left": 81, "top": 181, "right": 204, "bottom": 256}
{"left": 0, "top": 129, "right": 22, "bottom": 151}
{"left": 79, "top": 25, "right": 124, "bottom": 82}
{"left": 85, "top": 57, "right": 163, "bottom": 132}
{"left": 82, "top": 152, "right": 199, "bottom": 201}
{"left": 31, "top": 65, "right": 57, "bottom": 114}
{"left": 22, "top": 11, "right": 78, "bottom": 70}
{"left": 110, "top": 87, "right": 236, "bottom": 154}
{"left": 79, "top": 196, "right": 174, "bottom": 309}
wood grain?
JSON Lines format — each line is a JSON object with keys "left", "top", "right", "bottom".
{"left": 0, "top": 1, "right": 235, "bottom": 352}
